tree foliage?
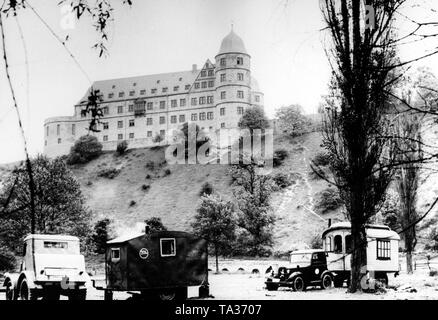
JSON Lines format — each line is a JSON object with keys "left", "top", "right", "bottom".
{"left": 91, "top": 218, "right": 114, "bottom": 254}
{"left": 67, "top": 135, "right": 103, "bottom": 165}
{"left": 0, "top": 155, "right": 92, "bottom": 253}
{"left": 144, "top": 216, "right": 168, "bottom": 232}
{"left": 238, "top": 106, "right": 269, "bottom": 133}
{"left": 275, "top": 104, "right": 310, "bottom": 137}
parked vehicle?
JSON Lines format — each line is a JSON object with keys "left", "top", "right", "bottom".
{"left": 92, "top": 229, "right": 209, "bottom": 300}
{"left": 2, "top": 234, "right": 90, "bottom": 300}
{"left": 265, "top": 249, "right": 333, "bottom": 291}
{"left": 323, "top": 222, "right": 400, "bottom": 287}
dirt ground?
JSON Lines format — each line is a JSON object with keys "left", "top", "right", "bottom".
{"left": 1, "top": 268, "right": 438, "bottom": 300}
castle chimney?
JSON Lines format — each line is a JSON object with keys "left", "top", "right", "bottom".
{"left": 192, "top": 64, "right": 197, "bottom": 72}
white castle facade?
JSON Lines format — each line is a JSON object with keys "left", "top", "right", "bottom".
{"left": 43, "top": 30, "right": 264, "bottom": 157}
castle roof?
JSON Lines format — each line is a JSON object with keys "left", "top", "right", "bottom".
{"left": 217, "top": 30, "right": 247, "bottom": 56}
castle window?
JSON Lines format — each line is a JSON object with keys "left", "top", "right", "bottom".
{"left": 191, "top": 98, "right": 197, "bottom": 106}
{"left": 151, "top": 88, "right": 157, "bottom": 94}
{"left": 129, "top": 90, "right": 135, "bottom": 97}
{"left": 237, "top": 106, "right": 244, "bottom": 115}
{"left": 147, "top": 118, "right": 153, "bottom": 125}
{"left": 220, "top": 108, "right": 225, "bottom": 116}
{"left": 201, "top": 70, "right": 206, "bottom": 77}
{"left": 57, "top": 124, "right": 60, "bottom": 135}
{"left": 128, "top": 104, "right": 134, "bottom": 112}
{"left": 207, "top": 112, "right": 213, "bottom": 120}
{"left": 103, "top": 122, "right": 109, "bottom": 130}
{"left": 185, "top": 85, "right": 190, "bottom": 90}
{"left": 119, "top": 92, "right": 125, "bottom": 98}
{"left": 173, "top": 86, "right": 179, "bottom": 92}
{"left": 160, "top": 130, "right": 165, "bottom": 136}
{"left": 81, "top": 110, "right": 86, "bottom": 118}
{"left": 118, "top": 134, "right": 123, "bottom": 140}
{"left": 162, "top": 87, "right": 168, "bottom": 93}
{"left": 237, "top": 57, "right": 243, "bottom": 65}
{"left": 146, "top": 131, "right": 152, "bottom": 137}
{"left": 179, "top": 114, "right": 185, "bottom": 123}
{"left": 199, "top": 112, "right": 206, "bottom": 121}
{"left": 255, "top": 95, "right": 260, "bottom": 102}
{"left": 171, "top": 100, "right": 177, "bottom": 108}
{"left": 103, "top": 106, "right": 109, "bottom": 115}
{"left": 129, "top": 133, "right": 134, "bottom": 139}
{"left": 208, "top": 70, "right": 214, "bottom": 77}
{"left": 207, "top": 96, "right": 213, "bottom": 104}
{"left": 72, "top": 124, "right": 76, "bottom": 135}
{"left": 118, "top": 121, "right": 123, "bottom": 128}
{"left": 221, "top": 123, "right": 225, "bottom": 128}
{"left": 171, "top": 115, "right": 177, "bottom": 124}
{"left": 58, "top": 138, "right": 62, "bottom": 144}
{"left": 160, "top": 116, "right": 165, "bottom": 124}
{"left": 237, "top": 90, "right": 244, "bottom": 99}
{"left": 202, "top": 81, "right": 207, "bottom": 89}
{"left": 194, "top": 82, "right": 200, "bottom": 89}
{"left": 108, "top": 93, "right": 114, "bottom": 99}
{"left": 129, "top": 119, "right": 135, "bottom": 127}
{"left": 220, "top": 74, "right": 226, "bottom": 82}
{"left": 208, "top": 80, "right": 214, "bottom": 87}
{"left": 238, "top": 73, "right": 244, "bottom": 81}
{"left": 140, "top": 89, "right": 146, "bottom": 95}
{"left": 191, "top": 113, "right": 197, "bottom": 121}
{"left": 147, "top": 102, "right": 154, "bottom": 110}
{"left": 160, "top": 101, "right": 166, "bottom": 109}
{"left": 180, "top": 99, "right": 186, "bottom": 107}
{"left": 199, "top": 97, "right": 206, "bottom": 105}
{"left": 46, "top": 126, "right": 49, "bottom": 137}
{"left": 220, "top": 58, "right": 226, "bottom": 67}
{"left": 118, "top": 106, "right": 124, "bottom": 114}
{"left": 221, "top": 91, "right": 226, "bottom": 100}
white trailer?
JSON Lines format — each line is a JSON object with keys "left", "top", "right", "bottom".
{"left": 322, "top": 222, "right": 400, "bottom": 287}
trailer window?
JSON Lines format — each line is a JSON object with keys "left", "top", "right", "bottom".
{"left": 325, "top": 236, "right": 332, "bottom": 252}
{"left": 334, "top": 235, "right": 342, "bottom": 253}
{"left": 111, "top": 248, "right": 120, "bottom": 262}
{"left": 376, "top": 240, "right": 390, "bottom": 260}
{"left": 345, "top": 235, "right": 352, "bottom": 253}
{"left": 44, "top": 241, "right": 68, "bottom": 249}
{"left": 160, "top": 238, "right": 176, "bottom": 257}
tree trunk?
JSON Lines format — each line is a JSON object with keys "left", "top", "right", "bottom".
{"left": 406, "top": 251, "right": 413, "bottom": 274}
{"left": 349, "top": 216, "right": 367, "bottom": 293}
{"left": 215, "top": 244, "right": 219, "bottom": 274}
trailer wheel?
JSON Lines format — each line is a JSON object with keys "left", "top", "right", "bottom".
{"left": 19, "top": 279, "right": 37, "bottom": 300}
{"left": 44, "top": 289, "right": 60, "bottom": 301}
{"left": 375, "top": 273, "right": 388, "bottom": 287}
{"left": 5, "top": 281, "right": 14, "bottom": 300}
{"left": 292, "top": 275, "right": 305, "bottom": 292}
{"left": 321, "top": 274, "right": 332, "bottom": 290}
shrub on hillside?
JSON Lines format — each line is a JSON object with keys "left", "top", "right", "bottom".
{"left": 199, "top": 182, "right": 214, "bottom": 196}
{"left": 273, "top": 149, "right": 289, "bottom": 167}
{"left": 163, "top": 168, "right": 171, "bottom": 176}
{"left": 314, "top": 188, "right": 343, "bottom": 214}
{"left": 116, "top": 140, "right": 128, "bottom": 155}
{"left": 142, "top": 184, "right": 150, "bottom": 191}
{"left": 97, "top": 167, "right": 120, "bottom": 179}
{"left": 272, "top": 172, "right": 293, "bottom": 189}
{"left": 145, "top": 217, "right": 168, "bottom": 232}
{"left": 67, "top": 135, "right": 103, "bottom": 165}
{"left": 145, "top": 160, "right": 155, "bottom": 171}
{"left": 312, "top": 152, "right": 331, "bottom": 167}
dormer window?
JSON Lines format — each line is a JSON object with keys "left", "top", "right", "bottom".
{"left": 201, "top": 70, "right": 206, "bottom": 77}
{"left": 140, "top": 89, "right": 146, "bottom": 95}
{"left": 162, "top": 87, "right": 168, "bottom": 93}
{"left": 133, "top": 82, "right": 137, "bottom": 87}
{"left": 108, "top": 93, "right": 114, "bottom": 99}
{"left": 194, "top": 83, "right": 200, "bottom": 89}
{"left": 151, "top": 88, "right": 157, "bottom": 94}
{"left": 119, "top": 92, "right": 125, "bottom": 98}
{"left": 129, "top": 90, "right": 135, "bottom": 97}
{"left": 208, "top": 70, "right": 214, "bottom": 76}
{"left": 173, "top": 86, "right": 179, "bottom": 92}
{"left": 185, "top": 85, "right": 190, "bottom": 90}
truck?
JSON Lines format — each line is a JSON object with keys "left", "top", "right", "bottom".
{"left": 2, "top": 234, "right": 90, "bottom": 300}
{"left": 92, "top": 229, "right": 210, "bottom": 300}
{"left": 265, "top": 249, "right": 333, "bottom": 291}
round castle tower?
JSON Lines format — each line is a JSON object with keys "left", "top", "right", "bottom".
{"left": 215, "top": 29, "right": 252, "bottom": 129}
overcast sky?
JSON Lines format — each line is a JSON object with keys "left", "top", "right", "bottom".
{"left": 0, "top": 0, "right": 437, "bottom": 164}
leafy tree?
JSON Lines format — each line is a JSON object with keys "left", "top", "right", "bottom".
{"left": 238, "top": 106, "right": 269, "bottom": 133}
{"left": 144, "top": 216, "right": 167, "bottom": 232}
{"left": 67, "top": 135, "right": 103, "bottom": 164}
{"left": 314, "top": 188, "right": 343, "bottom": 214}
{"left": 275, "top": 104, "right": 310, "bottom": 137}
{"left": 0, "top": 155, "right": 92, "bottom": 253}
{"left": 192, "top": 195, "right": 236, "bottom": 273}
{"left": 199, "top": 182, "right": 214, "bottom": 197}
{"left": 153, "top": 134, "right": 164, "bottom": 144}
{"left": 91, "top": 218, "right": 114, "bottom": 254}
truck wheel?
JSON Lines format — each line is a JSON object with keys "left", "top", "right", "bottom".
{"left": 321, "top": 274, "right": 333, "bottom": 290}
{"left": 5, "top": 281, "right": 14, "bottom": 300}
{"left": 19, "top": 279, "right": 37, "bottom": 300}
{"left": 292, "top": 275, "right": 305, "bottom": 292}
{"left": 68, "top": 289, "right": 87, "bottom": 301}
{"left": 44, "top": 289, "right": 60, "bottom": 301}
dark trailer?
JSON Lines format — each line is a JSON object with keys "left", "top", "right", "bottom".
{"left": 94, "top": 230, "right": 209, "bottom": 300}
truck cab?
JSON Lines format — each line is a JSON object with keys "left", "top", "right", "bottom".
{"left": 265, "top": 249, "right": 333, "bottom": 292}
{"left": 2, "top": 234, "right": 90, "bottom": 300}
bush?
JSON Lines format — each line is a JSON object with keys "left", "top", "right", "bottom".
{"left": 272, "top": 172, "right": 293, "bottom": 189}
{"left": 312, "top": 152, "right": 331, "bottom": 167}
{"left": 129, "top": 200, "right": 136, "bottom": 207}
{"left": 153, "top": 134, "right": 164, "bottom": 144}
{"left": 273, "top": 149, "right": 289, "bottom": 167}
{"left": 314, "top": 188, "right": 343, "bottom": 214}
{"left": 0, "top": 245, "right": 16, "bottom": 272}
{"left": 116, "top": 140, "right": 128, "bottom": 155}
{"left": 142, "top": 184, "right": 150, "bottom": 191}
{"left": 163, "top": 168, "right": 171, "bottom": 176}
{"left": 97, "top": 167, "right": 120, "bottom": 179}
{"left": 145, "top": 174, "right": 151, "bottom": 179}
{"left": 199, "top": 182, "right": 214, "bottom": 196}
{"left": 67, "top": 135, "right": 103, "bottom": 165}
{"left": 145, "top": 217, "right": 167, "bottom": 232}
